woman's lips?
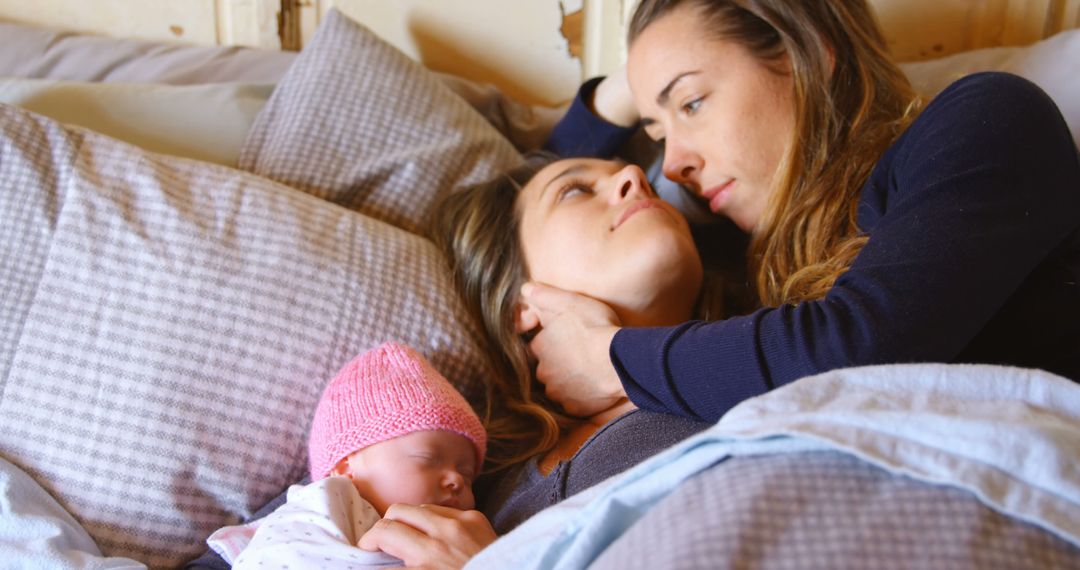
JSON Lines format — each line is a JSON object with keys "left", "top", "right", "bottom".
{"left": 613, "top": 199, "right": 663, "bottom": 229}
{"left": 701, "top": 179, "right": 735, "bottom": 213}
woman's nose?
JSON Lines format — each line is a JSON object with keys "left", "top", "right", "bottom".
{"left": 662, "top": 138, "right": 702, "bottom": 187}
{"left": 610, "top": 163, "right": 653, "bottom": 202}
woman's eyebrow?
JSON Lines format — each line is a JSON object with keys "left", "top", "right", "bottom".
{"left": 656, "top": 71, "right": 701, "bottom": 106}
{"left": 640, "top": 71, "right": 701, "bottom": 129}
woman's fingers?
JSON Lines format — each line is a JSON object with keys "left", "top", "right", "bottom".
{"left": 520, "top": 282, "right": 613, "bottom": 325}
{"left": 382, "top": 504, "right": 492, "bottom": 542}
{"left": 358, "top": 504, "right": 496, "bottom": 569}
{"left": 519, "top": 282, "right": 572, "bottom": 321}
{"left": 357, "top": 515, "right": 427, "bottom": 554}
{"left": 521, "top": 282, "right": 626, "bottom": 417}
{"left": 530, "top": 326, "right": 624, "bottom": 416}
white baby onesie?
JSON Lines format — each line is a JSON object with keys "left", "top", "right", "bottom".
{"left": 208, "top": 476, "right": 401, "bottom": 569}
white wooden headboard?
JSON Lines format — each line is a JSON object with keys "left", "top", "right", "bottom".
{"left": 1, "top": 0, "right": 1077, "bottom": 105}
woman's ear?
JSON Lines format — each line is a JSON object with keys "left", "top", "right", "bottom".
{"left": 514, "top": 299, "right": 541, "bottom": 334}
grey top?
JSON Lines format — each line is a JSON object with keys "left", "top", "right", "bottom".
{"left": 481, "top": 409, "right": 710, "bottom": 534}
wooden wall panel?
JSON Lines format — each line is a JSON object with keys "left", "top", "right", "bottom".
{"left": 870, "top": 0, "right": 1061, "bottom": 60}
{"left": 587, "top": 0, "right": 1080, "bottom": 79}
{"left": 1059, "top": 0, "right": 1080, "bottom": 30}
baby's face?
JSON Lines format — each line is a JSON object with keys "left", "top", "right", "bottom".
{"left": 333, "top": 430, "right": 477, "bottom": 515}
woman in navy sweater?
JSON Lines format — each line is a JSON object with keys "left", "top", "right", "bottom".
{"left": 357, "top": 0, "right": 1077, "bottom": 563}
{"left": 523, "top": 0, "right": 1080, "bottom": 423}
{"left": 191, "top": 1, "right": 1079, "bottom": 566}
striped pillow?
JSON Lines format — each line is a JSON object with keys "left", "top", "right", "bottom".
{"left": 0, "top": 103, "right": 492, "bottom": 567}
{"left": 238, "top": 8, "right": 523, "bottom": 237}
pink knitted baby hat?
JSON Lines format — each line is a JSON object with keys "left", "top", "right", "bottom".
{"left": 308, "top": 342, "right": 487, "bottom": 481}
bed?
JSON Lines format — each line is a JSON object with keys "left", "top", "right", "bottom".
{"left": 1, "top": 2, "right": 1079, "bottom": 569}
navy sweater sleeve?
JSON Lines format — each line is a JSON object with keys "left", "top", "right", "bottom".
{"left": 612, "top": 72, "right": 1080, "bottom": 422}
{"left": 543, "top": 77, "right": 639, "bottom": 158}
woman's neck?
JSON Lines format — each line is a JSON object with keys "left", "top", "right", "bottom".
{"left": 587, "top": 397, "right": 636, "bottom": 426}
{"left": 615, "top": 302, "right": 694, "bottom": 328}
{"left": 538, "top": 398, "right": 637, "bottom": 476}
{"left": 611, "top": 283, "right": 698, "bottom": 328}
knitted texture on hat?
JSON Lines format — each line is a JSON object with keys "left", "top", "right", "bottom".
{"left": 308, "top": 342, "right": 487, "bottom": 481}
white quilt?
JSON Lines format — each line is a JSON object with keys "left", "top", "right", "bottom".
{"left": 0, "top": 457, "right": 145, "bottom": 570}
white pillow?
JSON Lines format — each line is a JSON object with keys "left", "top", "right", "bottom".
{"left": 0, "top": 19, "right": 561, "bottom": 154}
{"left": 0, "top": 78, "right": 273, "bottom": 166}
{"left": 900, "top": 28, "right": 1080, "bottom": 147}
{"left": 0, "top": 20, "right": 296, "bottom": 85}
{"left": 0, "top": 457, "right": 146, "bottom": 569}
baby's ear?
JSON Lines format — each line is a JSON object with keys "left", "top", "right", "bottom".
{"left": 331, "top": 456, "right": 353, "bottom": 478}
{"left": 514, "top": 300, "right": 540, "bottom": 334}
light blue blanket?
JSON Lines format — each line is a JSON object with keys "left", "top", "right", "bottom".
{"left": 468, "top": 363, "right": 1080, "bottom": 569}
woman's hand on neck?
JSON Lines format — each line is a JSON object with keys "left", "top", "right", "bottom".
{"left": 522, "top": 283, "right": 628, "bottom": 418}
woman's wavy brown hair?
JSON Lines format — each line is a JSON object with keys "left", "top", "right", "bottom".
{"left": 431, "top": 153, "right": 566, "bottom": 470}
{"left": 432, "top": 152, "right": 731, "bottom": 468}
{"left": 630, "top": 0, "right": 922, "bottom": 306}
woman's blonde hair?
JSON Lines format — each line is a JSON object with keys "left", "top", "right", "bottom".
{"left": 630, "top": 0, "right": 922, "bottom": 306}
{"left": 433, "top": 152, "right": 732, "bottom": 468}
{"left": 432, "top": 153, "right": 566, "bottom": 470}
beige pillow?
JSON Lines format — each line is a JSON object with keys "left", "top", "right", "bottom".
{"left": 0, "top": 78, "right": 273, "bottom": 166}
{"left": 900, "top": 28, "right": 1080, "bottom": 148}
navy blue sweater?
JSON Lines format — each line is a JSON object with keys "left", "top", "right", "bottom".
{"left": 548, "top": 72, "right": 1080, "bottom": 423}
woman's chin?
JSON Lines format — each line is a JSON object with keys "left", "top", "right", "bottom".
{"left": 602, "top": 265, "right": 703, "bottom": 327}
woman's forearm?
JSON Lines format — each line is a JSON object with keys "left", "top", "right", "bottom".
{"left": 588, "top": 66, "right": 639, "bottom": 128}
